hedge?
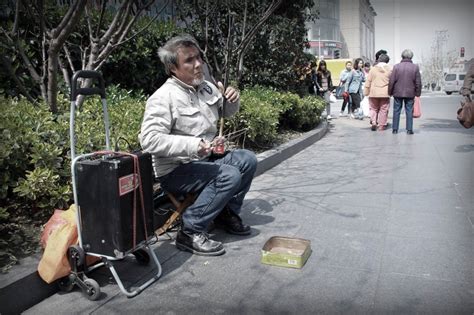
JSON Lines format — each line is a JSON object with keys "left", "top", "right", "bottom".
{"left": 0, "top": 86, "right": 325, "bottom": 272}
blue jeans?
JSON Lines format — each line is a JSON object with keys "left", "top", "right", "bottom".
{"left": 392, "top": 97, "right": 414, "bottom": 131}
{"left": 158, "top": 149, "right": 257, "bottom": 233}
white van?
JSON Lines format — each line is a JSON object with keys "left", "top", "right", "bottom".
{"left": 443, "top": 73, "right": 466, "bottom": 95}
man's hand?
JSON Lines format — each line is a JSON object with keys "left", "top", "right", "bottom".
{"left": 211, "top": 136, "right": 225, "bottom": 155}
{"left": 197, "top": 140, "right": 212, "bottom": 157}
{"left": 217, "top": 82, "right": 240, "bottom": 103}
{"left": 463, "top": 95, "right": 471, "bottom": 104}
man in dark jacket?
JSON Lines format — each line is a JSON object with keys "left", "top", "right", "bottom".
{"left": 388, "top": 49, "right": 422, "bottom": 134}
{"left": 461, "top": 63, "right": 474, "bottom": 101}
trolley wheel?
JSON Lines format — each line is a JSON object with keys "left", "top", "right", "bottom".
{"left": 58, "top": 274, "right": 75, "bottom": 292}
{"left": 132, "top": 249, "right": 150, "bottom": 265}
{"left": 83, "top": 278, "right": 101, "bottom": 301}
{"left": 68, "top": 245, "right": 85, "bottom": 267}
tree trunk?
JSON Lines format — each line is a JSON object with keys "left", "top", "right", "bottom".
{"left": 47, "top": 48, "right": 59, "bottom": 113}
{"left": 46, "top": 0, "right": 87, "bottom": 113}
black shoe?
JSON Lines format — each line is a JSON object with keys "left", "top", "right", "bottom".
{"left": 176, "top": 230, "right": 225, "bottom": 256}
{"left": 215, "top": 208, "right": 251, "bottom": 235}
{"left": 407, "top": 130, "right": 414, "bottom": 135}
{"left": 371, "top": 125, "right": 377, "bottom": 131}
{"left": 392, "top": 129, "right": 398, "bottom": 134}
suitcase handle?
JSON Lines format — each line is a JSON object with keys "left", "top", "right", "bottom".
{"left": 71, "top": 70, "right": 106, "bottom": 101}
{"left": 70, "top": 70, "right": 111, "bottom": 160}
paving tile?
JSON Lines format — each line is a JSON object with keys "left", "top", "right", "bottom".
{"left": 380, "top": 236, "right": 473, "bottom": 284}
{"left": 298, "top": 227, "right": 386, "bottom": 272}
{"left": 373, "top": 272, "right": 474, "bottom": 314}
{"left": 387, "top": 209, "right": 473, "bottom": 242}
{"left": 390, "top": 189, "right": 467, "bottom": 215}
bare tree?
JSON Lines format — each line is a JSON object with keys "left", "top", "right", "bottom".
{"left": 1, "top": 0, "right": 169, "bottom": 113}
{"left": 176, "top": 0, "right": 283, "bottom": 86}
{"left": 420, "top": 30, "right": 459, "bottom": 90}
{"left": 1, "top": 0, "right": 87, "bottom": 113}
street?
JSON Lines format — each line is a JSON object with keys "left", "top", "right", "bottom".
{"left": 25, "top": 92, "right": 473, "bottom": 314}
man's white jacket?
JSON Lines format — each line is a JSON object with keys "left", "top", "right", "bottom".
{"left": 140, "top": 76, "right": 239, "bottom": 178}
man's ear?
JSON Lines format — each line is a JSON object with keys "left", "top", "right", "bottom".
{"left": 170, "top": 64, "right": 177, "bottom": 75}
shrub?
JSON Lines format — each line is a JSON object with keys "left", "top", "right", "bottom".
{"left": 285, "top": 95, "right": 326, "bottom": 131}
{"left": 0, "top": 87, "right": 146, "bottom": 272}
{"left": 0, "top": 85, "right": 324, "bottom": 272}
{"left": 226, "top": 86, "right": 325, "bottom": 148}
{"left": 226, "top": 87, "right": 281, "bottom": 148}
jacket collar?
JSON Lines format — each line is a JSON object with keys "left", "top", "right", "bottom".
{"left": 401, "top": 58, "right": 413, "bottom": 63}
{"left": 170, "top": 76, "right": 196, "bottom": 91}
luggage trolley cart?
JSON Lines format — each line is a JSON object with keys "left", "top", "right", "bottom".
{"left": 63, "top": 70, "right": 162, "bottom": 300}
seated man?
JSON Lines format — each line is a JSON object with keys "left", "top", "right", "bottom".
{"left": 140, "top": 34, "right": 257, "bottom": 256}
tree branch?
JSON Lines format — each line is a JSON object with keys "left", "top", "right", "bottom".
{"left": 95, "top": 0, "right": 108, "bottom": 38}
{"left": 114, "top": 0, "right": 170, "bottom": 47}
{"left": 58, "top": 54, "right": 71, "bottom": 90}
{"left": 234, "top": 0, "right": 282, "bottom": 54}
{"left": 50, "top": 0, "right": 87, "bottom": 53}
{"left": 98, "top": 1, "right": 129, "bottom": 47}
{"left": 1, "top": 55, "right": 38, "bottom": 105}
{"left": 12, "top": 0, "right": 20, "bottom": 33}
{"left": 63, "top": 44, "right": 76, "bottom": 73}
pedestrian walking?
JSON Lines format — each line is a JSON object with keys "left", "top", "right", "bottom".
{"left": 388, "top": 49, "right": 422, "bottom": 134}
{"left": 374, "top": 49, "right": 388, "bottom": 66}
{"left": 363, "top": 54, "right": 392, "bottom": 131}
{"left": 344, "top": 58, "right": 365, "bottom": 119}
{"left": 339, "top": 61, "right": 353, "bottom": 117}
{"left": 314, "top": 60, "right": 334, "bottom": 120}
{"left": 363, "top": 62, "right": 371, "bottom": 77}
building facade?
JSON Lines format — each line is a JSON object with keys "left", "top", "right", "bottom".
{"left": 306, "top": 0, "right": 343, "bottom": 59}
{"left": 306, "top": 0, "right": 376, "bottom": 62}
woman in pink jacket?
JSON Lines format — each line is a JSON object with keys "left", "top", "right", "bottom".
{"left": 363, "top": 54, "right": 392, "bottom": 131}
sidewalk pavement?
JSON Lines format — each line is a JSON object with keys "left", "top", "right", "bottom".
{"left": 0, "top": 120, "right": 329, "bottom": 314}
{"left": 3, "top": 97, "right": 474, "bottom": 314}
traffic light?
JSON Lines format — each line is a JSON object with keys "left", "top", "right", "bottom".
{"left": 460, "top": 47, "right": 465, "bottom": 58}
{"left": 334, "top": 50, "right": 340, "bottom": 59}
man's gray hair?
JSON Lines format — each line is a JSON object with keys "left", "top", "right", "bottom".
{"left": 158, "top": 34, "right": 203, "bottom": 76}
{"left": 401, "top": 49, "right": 414, "bottom": 60}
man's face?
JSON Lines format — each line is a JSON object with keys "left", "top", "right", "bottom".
{"left": 171, "top": 45, "right": 204, "bottom": 87}
{"left": 346, "top": 63, "right": 352, "bottom": 71}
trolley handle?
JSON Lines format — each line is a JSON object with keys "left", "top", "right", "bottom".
{"left": 69, "top": 70, "right": 111, "bottom": 160}
{"left": 71, "top": 70, "right": 106, "bottom": 101}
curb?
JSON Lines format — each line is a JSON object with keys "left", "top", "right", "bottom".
{"left": 255, "top": 121, "right": 328, "bottom": 177}
{"left": 0, "top": 121, "right": 329, "bottom": 314}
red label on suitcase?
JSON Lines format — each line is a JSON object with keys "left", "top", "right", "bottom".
{"left": 118, "top": 174, "right": 139, "bottom": 196}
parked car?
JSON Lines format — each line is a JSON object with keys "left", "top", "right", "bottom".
{"left": 443, "top": 73, "right": 466, "bottom": 95}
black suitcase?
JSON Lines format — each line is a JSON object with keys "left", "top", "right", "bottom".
{"left": 75, "top": 151, "right": 154, "bottom": 257}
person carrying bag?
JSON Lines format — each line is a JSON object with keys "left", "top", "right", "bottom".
{"left": 458, "top": 63, "right": 474, "bottom": 128}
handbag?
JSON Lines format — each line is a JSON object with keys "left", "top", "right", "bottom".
{"left": 38, "top": 205, "right": 78, "bottom": 283}
{"left": 413, "top": 96, "right": 421, "bottom": 118}
{"left": 457, "top": 98, "right": 474, "bottom": 129}
{"left": 335, "top": 85, "right": 344, "bottom": 98}
{"left": 360, "top": 96, "right": 370, "bottom": 117}
{"left": 329, "top": 92, "right": 337, "bottom": 103}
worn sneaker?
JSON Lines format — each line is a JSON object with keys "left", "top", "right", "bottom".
{"left": 339, "top": 111, "right": 347, "bottom": 117}
{"left": 327, "top": 115, "right": 333, "bottom": 120}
